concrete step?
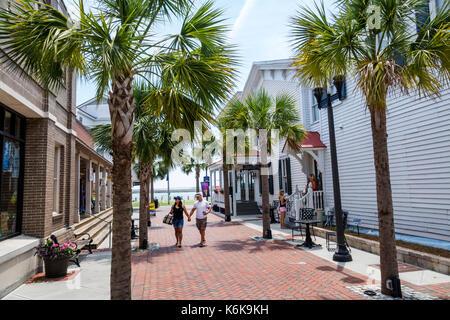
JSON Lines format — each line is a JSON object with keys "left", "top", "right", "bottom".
{"left": 80, "top": 214, "right": 113, "bottom": 249}
{"left": 74, "top": 209, "right": 112, "bottom": 236}
{"left": 93, "top": 226, "right": 112, "bottom": 249}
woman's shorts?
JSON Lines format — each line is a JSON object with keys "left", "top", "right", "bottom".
{"left": 280, "top": 207, "right": 287, "bottom": 213}
{"left": 196, "top": 218, "right": 207, "bottom": 230}
{"left": 173, "top": 219, "right": 184, "bottom": 228}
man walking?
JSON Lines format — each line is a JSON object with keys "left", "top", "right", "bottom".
{"left": 189, "top": 193, "right": 211, "bottom": 247}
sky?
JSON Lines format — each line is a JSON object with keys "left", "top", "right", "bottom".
{"left": 72, "top": 0, "right": 333, "bottom": 190}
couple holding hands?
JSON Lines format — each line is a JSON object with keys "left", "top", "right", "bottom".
{"left": 170, "top": 193, "right": 211, "bottom": 248}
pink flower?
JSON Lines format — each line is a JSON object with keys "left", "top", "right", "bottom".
{"left": 52, "top": 244, "right": 59, "bottom": 248}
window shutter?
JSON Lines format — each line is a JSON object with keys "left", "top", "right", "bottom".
{"left": 286, "top": 158, "right": 293, "bottom": 195}
{"left": 416, "top": 1, "right": 430, "bottom": 32}
{"left": 269, "top": 175, "right": 274, "bottom": 195}
{"left": 341, "top": 79, "right": 347, "bottom": 100}
{"left": 278, "top": 160, "right": 283, "bottom": 190}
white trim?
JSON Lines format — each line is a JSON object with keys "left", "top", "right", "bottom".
{"left": 0, "top": 81, "right": 46, "bottom": 118}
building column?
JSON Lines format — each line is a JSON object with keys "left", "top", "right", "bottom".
{"left": 85, "top": 160, "right": 92, "bottom": 215}
{"left": 255, "top": 171, "right": 260, "bottom": 204}
{"left": 245, "top": 171, "right": 250, "bottom": 201}
{"left": 94, "top": 164, "right": 100, "bottom": 214}
{"left": 236, "top": 170, "right": 242, "bottom": 201}
{"left": 232, "top": 167, "right": 237, "bottom": 217}
{"left": 74, "top": 153, "right": 81, "bottom": 223}
{"left": 100, "top": 166, "right": 106, "bottom": 211}
{"left": 106, "top": 169, "right": 112, "bottom": 208}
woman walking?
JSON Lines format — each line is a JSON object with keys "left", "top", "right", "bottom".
{"left": 170, "top": 196, "right": 190, "bottom": 248}
{"left": 279, "top": 190, "right": 288, "bottom": 229}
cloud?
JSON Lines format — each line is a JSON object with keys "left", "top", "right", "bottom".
{"left": 230, "top": 0, "right": 257, "bottom": 39}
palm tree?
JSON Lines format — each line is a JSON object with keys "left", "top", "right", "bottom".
{"left": 223, "top": 90, "right": 306, "bottom": 238}
{"left": 133, "top": 84, "right": 174, "bottom": 249}
{"left": 181, "top": 159, "right": 208, "bottom": 193}
{"left": 0, "top": 0, "right": 236, "bottom": 299}
{"left": 289, "top": 0, "right": 450, "bottom": 295}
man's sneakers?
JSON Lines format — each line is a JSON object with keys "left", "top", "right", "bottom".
{"left": 199, "top": 240, "right": 207, "bottom": 247}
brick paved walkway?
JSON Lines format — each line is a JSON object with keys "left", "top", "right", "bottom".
{"left": 131, "top": 207, "right": 370, "bottom": 300}
{"left": 131, "top": 207, "right": 449, "bottom": 300}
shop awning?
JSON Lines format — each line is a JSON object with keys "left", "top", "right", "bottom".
{"left": 282, "top": 131, "right": 327, "bottom": 153}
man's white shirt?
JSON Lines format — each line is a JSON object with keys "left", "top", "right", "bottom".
{"left": 194, "top": 200, "right": 210, "bottom": 219}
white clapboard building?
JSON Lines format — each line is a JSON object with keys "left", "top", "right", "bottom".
{"left": 209, "top": 56, "right": 450, "bottom": 242}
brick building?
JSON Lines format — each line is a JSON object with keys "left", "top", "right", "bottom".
{"left": 0, "top": 0, "right": 113, "bottom": 297}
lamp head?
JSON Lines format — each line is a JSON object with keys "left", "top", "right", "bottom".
{"left": 313, "top": 87, "right": 325, "bottom": 107}
{"left": 333, "top": 76, "right": 345, "bottom": 100}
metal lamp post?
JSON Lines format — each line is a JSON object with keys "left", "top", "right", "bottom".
{"left": 314, "top": 76, "right": 352, "bottom": 262}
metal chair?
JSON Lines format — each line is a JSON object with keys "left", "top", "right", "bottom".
{"left": 288, "top": 216, "right": 303, "bottom": 241}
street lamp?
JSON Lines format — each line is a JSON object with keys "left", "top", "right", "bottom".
{"left": 313, "top": 76, "right": 352, "bottom": 262}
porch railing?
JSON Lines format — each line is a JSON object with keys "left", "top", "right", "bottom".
{"left": 287, "top": 187, "right": 324, "bottom": 220}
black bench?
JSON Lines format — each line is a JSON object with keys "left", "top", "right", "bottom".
{"left": 71, "top": 233, "right": 93, "bottom": 267}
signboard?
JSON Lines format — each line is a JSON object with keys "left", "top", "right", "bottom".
{"left": 201, "top": 182, "right": 210, "bottom": 198}
{"left": 203, "top": 176, "right": 210, "bottom": 183}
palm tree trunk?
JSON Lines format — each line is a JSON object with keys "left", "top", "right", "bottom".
{"left": 196, "top": 167, "right": 200, "bottom": 193}
{"left": 222, "top": 143, "right": 231, "bottom": 221}
{"left": 139, "top": 162, "right": 151, "bottom": 249}
{"left": 150, "top": 173, "right": 155, "bottom": 203}
{"left": 108, "top": 74, "right": 135, "bottom": 300}
{"left": 370, "top": 106, "right": 400, "bottom": 296}
{"left": 260, "top": 132, "right": 271, "bottom": 239}
{"left": 146, "top": 165, "right": 152, "bottom": 227}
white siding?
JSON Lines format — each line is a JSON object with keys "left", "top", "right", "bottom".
{"left": 310, "top": 77, "right": 450, "bottom": 241}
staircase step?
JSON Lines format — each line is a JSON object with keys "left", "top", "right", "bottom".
{"left": 92, "top": 226, "right": 112, "bottom": 249}
{"left": 82, "top": 214, "right": 112, "bottom": 240}
{"left": 74, "top": 209, "right": 112, "bottom": 236}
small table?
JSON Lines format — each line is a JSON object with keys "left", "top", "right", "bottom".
{"left": 295, "top": 219, "right": 321, "bottom": 249}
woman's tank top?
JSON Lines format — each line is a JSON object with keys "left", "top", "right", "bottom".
{"left": 173, "top": 206, "right": 184, "bottom": 220}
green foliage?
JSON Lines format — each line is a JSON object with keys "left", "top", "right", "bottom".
{"left": 289, "top": 0, "right": 450, "bottom": 110}
{"left": 0, "top": 0, "right": 238, "bottom": 126}
{"left": 222, "top": 90, "right": 306, "bottom": 155}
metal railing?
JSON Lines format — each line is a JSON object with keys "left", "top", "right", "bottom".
{"left": 89, "top": 210, "right": 112, "bottom": 249}
{"left": 287, "top": 187, "right": 325, "bottom": 220}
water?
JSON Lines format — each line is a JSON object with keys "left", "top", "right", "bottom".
{"left": 132, "top": 191, "right": 199, "bottom": 203}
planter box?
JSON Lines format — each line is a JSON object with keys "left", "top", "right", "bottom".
{"left": 313, "top": 226, "right": 450, "bottom": 275}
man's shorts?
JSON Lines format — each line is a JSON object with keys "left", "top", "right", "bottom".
{"left": 196, "top": 218, "right": 207, "bottom": 231}
{"left": 173, "top": 219, "right": 184, "bottom": 228}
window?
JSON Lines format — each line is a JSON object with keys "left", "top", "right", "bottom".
{"left": 0, "top": 104, "right": 25, "bottom": 241}
{"left": 53, "top": 146, "right": 62, "bottom": 213}
{"left": 415, "top": 1, "right": 431, "bottom": 32}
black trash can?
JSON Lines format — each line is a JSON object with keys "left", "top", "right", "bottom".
{"left": 154, "top": 199, "right": 159, "bottom": 209}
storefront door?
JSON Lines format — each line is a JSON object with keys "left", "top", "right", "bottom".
{"left": 0, "top": 104, "right": 25, "bottom": 241}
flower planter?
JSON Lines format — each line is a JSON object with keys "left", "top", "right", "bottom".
{"left": 44, "top": 257, "right": 70, "bottom": 278}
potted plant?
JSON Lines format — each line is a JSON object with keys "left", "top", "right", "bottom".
{"left": 35, "top": 236, "right": 77, "bottom": 278}
{"left": 219, "top": 189, "right": 224, "bottom": 194}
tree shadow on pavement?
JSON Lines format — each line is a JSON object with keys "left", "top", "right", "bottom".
{"left": 213, "top": 238, "right": 293, "bottom": 254}
{"left": 316, "top": 265, "right": 366, "bottom": 284}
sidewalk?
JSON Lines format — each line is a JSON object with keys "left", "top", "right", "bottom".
{"left": 3, "top": 206, "right": 449, "bottom": 300}
{"left": 2, "top": 250, "right": 111, "bottom": 300}
{"left": 131, "top": 207, "right": 450, "bottom": 300}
